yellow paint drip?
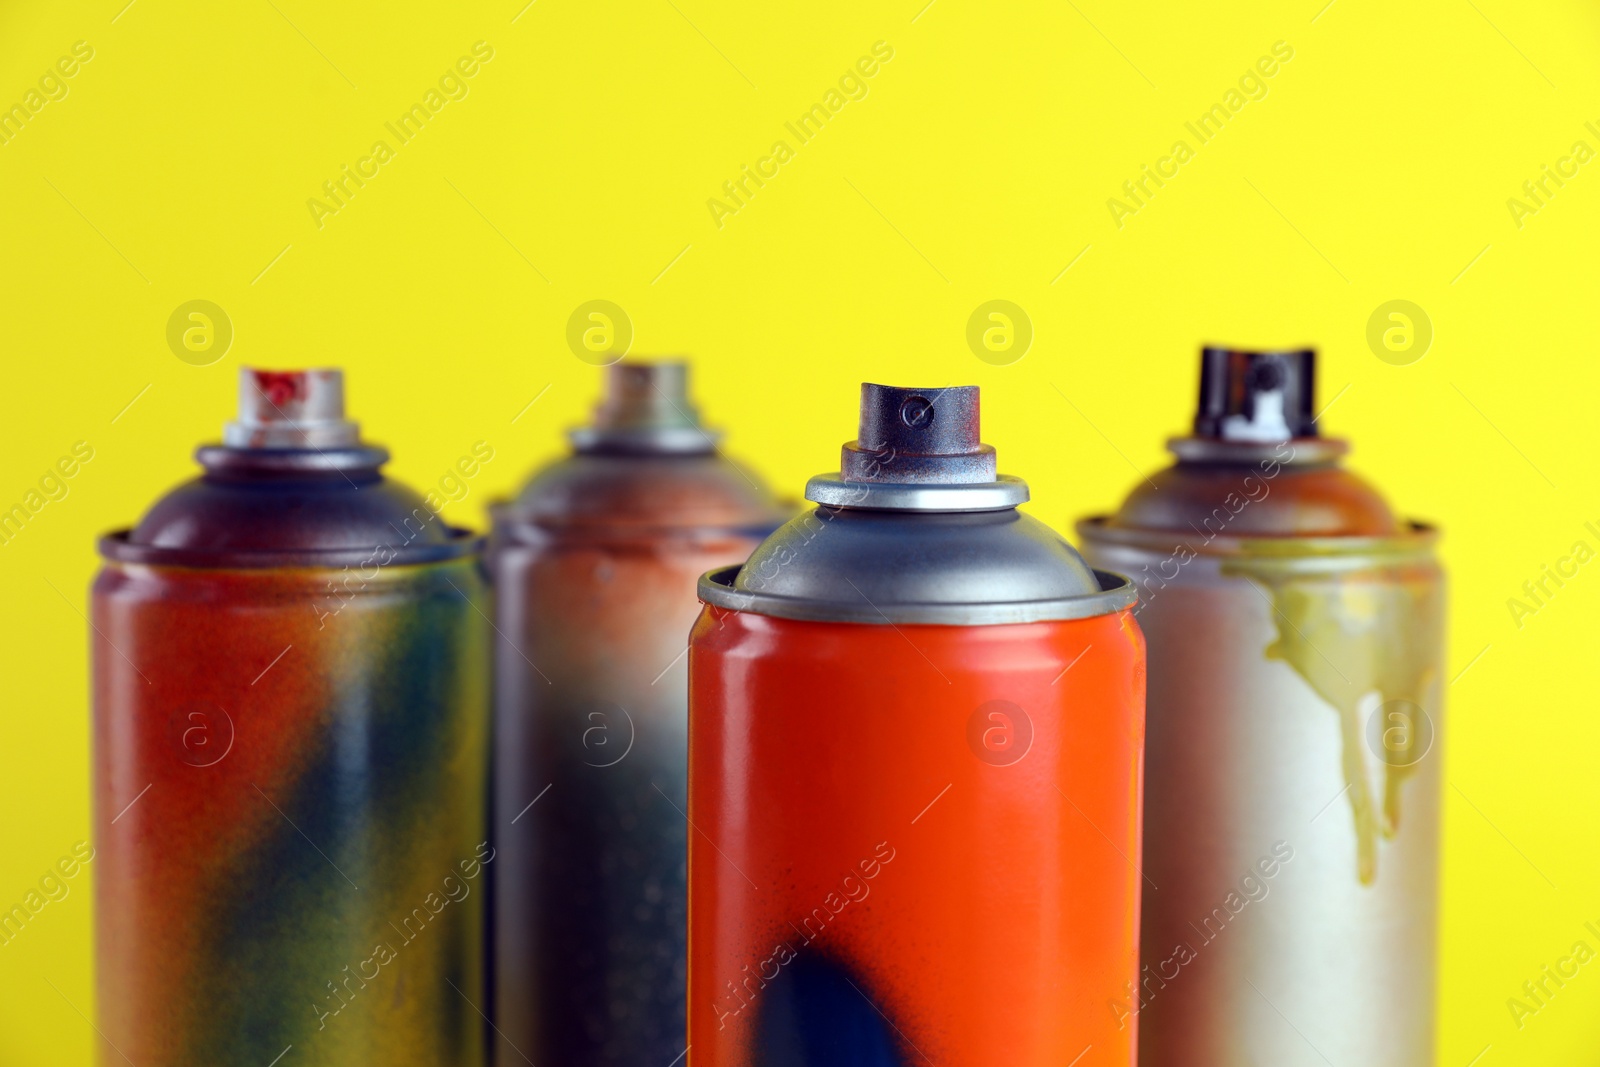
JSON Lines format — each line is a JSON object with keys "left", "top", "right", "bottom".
{"left": 1224, "top": 558, "right": 1443, "bottom": 885}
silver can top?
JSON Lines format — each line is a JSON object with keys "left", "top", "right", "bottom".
{"left": 568, "top": 359, "right": 721, "bottom": 455}
{"left": 804, "top": 384, "right": 1029, "bottom": 511}
{"left": 699, "top": 383, "right": 1134, "bottom": 625}
{"left": 223, "top": 367, "right": 360, "bottom": 449}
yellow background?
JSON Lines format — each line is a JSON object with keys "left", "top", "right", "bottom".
{"left": 2, "top": 0, "right": 1597, "bottom": 1063}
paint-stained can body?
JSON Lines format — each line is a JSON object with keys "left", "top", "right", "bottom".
{"left": 490, "top": 362, "right": 781, "bottom": 1066}
{"left": 92, "top": 370, "right": 490, "bottom": 1067}
{"left": 690, "top": 384, "right": 1146, "bottom": 1066}
{"left": 1079, "top": 349, "right": 1445, "bottom": 1067}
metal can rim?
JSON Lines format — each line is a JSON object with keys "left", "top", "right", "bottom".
{"left": 567, "top": 425, "right": 721, "bottom": 455}
{"left": 803, "top": 472, "right": 1029, "bottom": 512}
{"left": 488, "top": 502, "right": 784, "bottom": 544}
{"left": 696, "top": 563, "right": 1137, "bottom": 625}
{"left": 1076, "top": 515, "right": 1439, "bottom": 563}
{"left": 96, "top": 526, "right": 484, "bottom": 568}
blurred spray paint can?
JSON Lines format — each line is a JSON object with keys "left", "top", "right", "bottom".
{"left": 689, "top": 383, "right": 1146, "bottom": 1065}
{"left": 93, "top": 368, "right": 491, "bottom": 1066}
{"left": 1079, "top": 348, "right": 1444, "bottom": 1067}
{"left": 489, "top": 361, "right": 782, "bottom": 1066}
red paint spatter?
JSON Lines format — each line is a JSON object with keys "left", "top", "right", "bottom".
{"left": 253, "top": 371, "right": 306, "bottom": 409}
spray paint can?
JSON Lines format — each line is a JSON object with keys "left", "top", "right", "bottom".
{"left": 689, "top": 384, "right": 1146, "bottom": 1066}
{"left": 92, "top": 368, "right": 491, "bottom": 1066}
{"left": 490, "top": 361, "right": 782, "bottom": 1066}
{"left": 1078, "top": 348, "right": 1444, "bottom": 1066}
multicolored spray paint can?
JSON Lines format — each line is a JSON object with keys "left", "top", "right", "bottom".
{"left": 689, "top": 384, "right": 1146, "bottom": 1066}
{"left": 93, "top": 369, "right": 490, "bottom": 1067}
{"left": 1078, "top": 349, "right": 1444, "bottom": 1067}
{"left": 489, "top": 361, "right": 782, "bottom": 1066}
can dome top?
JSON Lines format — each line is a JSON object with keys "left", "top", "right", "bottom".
{"left": 498, "top": 359, "right": 784, "bottom": 536}
{"left": 99, "top": 366, "right": 477, "bottom": 567}
{"left": 1083, "top": 346, "right": 1403, "bottom": 540}
{"left": 700, "top": 382, "right": 1133, "bottom": 626}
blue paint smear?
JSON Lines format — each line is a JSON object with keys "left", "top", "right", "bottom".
{"left": 754, "top": 954, "right": 907, "bottom": 1067}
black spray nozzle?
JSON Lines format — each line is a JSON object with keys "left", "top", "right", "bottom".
{"left": 1194, "top": 347, "right": 1318, "bottom": 442}
{"left": 842, "top": 384, "right": 997, "bottom": 484}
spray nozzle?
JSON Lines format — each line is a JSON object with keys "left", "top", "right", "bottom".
{"left": 1194, "top": 347, "right": 1318, "bottom": 443}
{"left": 224, "top": 368, "right": 360, "bottom": 449}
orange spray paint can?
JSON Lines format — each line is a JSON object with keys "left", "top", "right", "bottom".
{"left": 689, "top": 384, "right": 1146, "bottom": 1066}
